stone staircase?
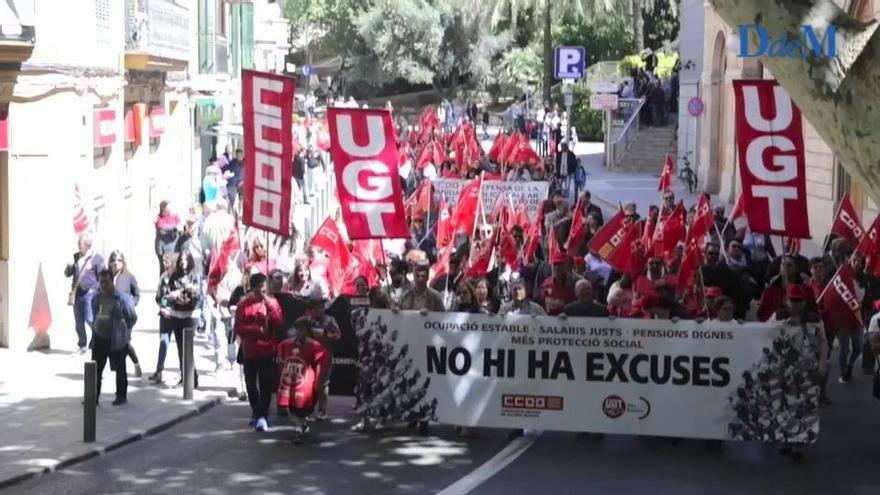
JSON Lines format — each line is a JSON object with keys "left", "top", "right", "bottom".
{"left": 614, "top": 124, "right": 677, "bottom": 173}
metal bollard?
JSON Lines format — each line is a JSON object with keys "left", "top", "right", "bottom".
{"left": 183, "top": 328, "right": 194, "bottom": 400}
{"left": 83, "top": 361, "right": 97, "bottom": 443}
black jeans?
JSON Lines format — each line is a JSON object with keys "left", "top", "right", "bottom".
{"left": 171, "top": 317, "right": 199, "bottom": 380}
{"left": 244, "top": 356, "right": 276, "bottom": 419}
{"left": 92, "top": 336, "right": 127, "bottom": 399}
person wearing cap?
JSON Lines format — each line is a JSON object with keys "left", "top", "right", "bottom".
{"left": 306, "top": 296, "right": 340, "bottom": 420}
{"left": 778, "top": 283, "right": 828, "bottom": 463}
{"left": 538, "top": 252, "right": 579, "bottom": 316}
{"left": 703, "top": 286, "right": 724, "bottom": 319}
{"left": 277, "top": 316, "right": 330, "bottom": 439}
{"left": 409, "top": 210, "right": 436, "bottom": 259}
{"left": 757, "top": 254, "right": 809, "bottom": 322}
{"left": 635, "top": 256, "right": 676, "bottom": 299}
{"left": 235, "top": 273, "right": 283, "bottom": 432}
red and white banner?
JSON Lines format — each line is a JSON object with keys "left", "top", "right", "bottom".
{"left": 327, "top": 108, "right": 409, "bottom": 239}
{"left": 733, "top": 80, "right": 810, "bottom": 238}
{"left": 93, "top": 108, "right": 117, "bottom": 147}
{"left": 241, "top": 70, "right": 295, "bottom": 237}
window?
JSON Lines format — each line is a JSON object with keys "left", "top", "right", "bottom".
{"left": 216, "top": 0, "right": 227, "bottom": 36}
{"left": 95, "top": 0, "right": 112, "bottom": 45}
{"left": 1, "top": 153, "right": 7, "bottom": 261}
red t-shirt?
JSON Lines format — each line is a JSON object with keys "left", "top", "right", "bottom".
{"left": 540, "top": 277, "right": 574, "bottom": 316}
{"left": 276, "top": 338, "right": 330, "bottom": 412}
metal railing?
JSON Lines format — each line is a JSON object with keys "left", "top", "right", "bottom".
{"left": 607, "top": 97, "right": 647, "bottom": 168}
{"left": 300, "top": 158, "right": 338, "bottom": 241}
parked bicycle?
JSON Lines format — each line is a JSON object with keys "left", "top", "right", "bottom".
{"left": 679, "top": 154, "right": 698, "bottom": 194}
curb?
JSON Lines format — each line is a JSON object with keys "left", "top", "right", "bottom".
{"left": 0, "top": 396, "right": 224, "bottom": 491}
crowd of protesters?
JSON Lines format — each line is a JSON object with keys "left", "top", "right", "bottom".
{"left": 63, "top": 99, "right": 880, "bottom": 460}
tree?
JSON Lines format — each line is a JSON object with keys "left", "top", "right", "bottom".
{"left": 354, "top": 0, "right": 510, "bottom": 97}
{"left": 631, "top": 0, "right": 644, "bottom": 52}
{"left": 708, "top": 0, "right": 880, "bottom": 203}
{"left": 487, "top": 0, "right": 617, "bottom": 103}
{"left": 284, "top": 0, "right": 370, "bottom": 63}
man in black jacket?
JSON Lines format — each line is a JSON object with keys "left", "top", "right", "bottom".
{"left": 555, "top": 144, "right": 578, "bottom": 197}
{"left": 64, "top": 235, "right": 105, "bottom": 353}
{"left": 701, "top": 242, "right": 732, "bottom": 295}
{"left": 562, "top": 280, "right": 609, "bottom": 317}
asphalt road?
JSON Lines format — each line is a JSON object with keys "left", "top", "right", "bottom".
{"left": 6, "top": 369, "right": 880, "bottom": 495}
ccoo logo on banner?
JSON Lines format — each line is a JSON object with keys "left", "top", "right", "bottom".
{"left": 732, "top": 80, "right": 810, "bottom": 238}
{"left": 242, "top": 70, "right": 296, "bottom": 237}
{"left": 327, "top": 108, "right": 409, "bottom": 239}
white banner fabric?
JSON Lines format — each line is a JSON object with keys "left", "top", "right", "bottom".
{"left": 356, "top": 310, "right": 822, "bottom": 442}
{"left": 431, "top": 179, "right": 549, "bottom": 224}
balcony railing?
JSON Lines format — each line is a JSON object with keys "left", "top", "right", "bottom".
{"left": 126, "top": 0, "right": 189, "bottom": 65}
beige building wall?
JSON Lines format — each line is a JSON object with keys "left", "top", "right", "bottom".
{"left": 698, "top": 0, "right": 878, "bottom": 252}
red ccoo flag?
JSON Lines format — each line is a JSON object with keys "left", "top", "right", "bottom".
{"left": 830, "top": 192, "right": 865, "bottom": 246}
{"left": 856, "top": 215, "right": 880, "bottom": 276}
{"left": 658, "top": 154, "right": 674, "bottom": 191}
{"left": 588, "top": 207, "right": 626, "bottom": 257}
{"left": 436, "top": 194, "right": 455, "bottom": 251}
{"left": 565, "top": 194, "right": 587, "bottom": 253}
{"left": 822, "top": 261, "right": 863, "bottom": 331}
{"left": 452, "top": 174, "right": 483, "bottom": 237}
{"left": 688, "top": 193, "right": 714, "bottom": 246}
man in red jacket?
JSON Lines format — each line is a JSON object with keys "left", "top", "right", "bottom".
{"left": 234, "top": 272, "right": 283, "bottom": 432}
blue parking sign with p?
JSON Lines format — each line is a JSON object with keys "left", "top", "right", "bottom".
{"left": 555, "top": 46, "right": 586, "bottom": 79}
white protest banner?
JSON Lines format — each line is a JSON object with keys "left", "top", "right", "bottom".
{"left": 431, "top": 179, "right": 549, "bottom": 224}
{"left": 356, "top": 310, "right": 822, "bottom": 442}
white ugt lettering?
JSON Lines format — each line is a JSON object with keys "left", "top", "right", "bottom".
{"left": 336, "top": 114, "right": 386, "bottom": 156}
{"left": 342, "top": 160, "right": 393, "bottom": 201}
{"left": 752, "top": 185, "right": 797, "bottom": 230}
{"left": 744, "top": 85, "right": 792, "bottom": 132}
{"left": 351, "top": 202, "right": 396, "bottom": 236}
{"left": 746, "top": 135, "right": 797, "bottom": 183}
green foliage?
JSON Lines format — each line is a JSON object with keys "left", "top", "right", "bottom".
{"left": 552, "top": 9, "right": 631, "bottom": 64}
{"left": 491, "top": 42, "right": 543, "bottom": 95}
{"left": 642, "top": 0, "right": 680, "bottom": 50}
{"left": 570, "top": 86, "right": 604, "bottom": 141}
{"left": 619, "top": 52, "right": 679, "bottom": 79}
{"left": 353, "top": 0, "right": 510, "bottom": 96}
{"left": 284, "top": 0, "right": 371, "bottom": 61}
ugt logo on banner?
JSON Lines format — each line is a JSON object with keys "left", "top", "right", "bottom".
{"left": 732, "top": 80, "right": 810, "bottom": 238}
{"left": 241, "top": 70, "right": 295, "bottom": 236}
{"left": 328, "top": 108, "right": 409, "bottom": 239}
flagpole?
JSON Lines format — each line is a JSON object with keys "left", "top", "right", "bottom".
{"left": 713, "top": 223, "right": 730, "bottom": 263}
{"left": 470, "top": 171, "right": 486, "bottom": 241}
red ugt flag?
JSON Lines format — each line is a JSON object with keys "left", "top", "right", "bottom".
{"left": 328, "top": 108, "right": 409, "bottom": 239}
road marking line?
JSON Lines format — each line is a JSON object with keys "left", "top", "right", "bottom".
{"left": 436, "top": 430, "right": 542, "bottom": 495}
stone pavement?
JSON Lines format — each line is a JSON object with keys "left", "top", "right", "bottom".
{"left": 0, "top": 292, "right": 241, "bottom": 488}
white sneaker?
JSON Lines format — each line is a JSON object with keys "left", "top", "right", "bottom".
{"left": 255, "top": 417, "right": 269, "bottom": 432}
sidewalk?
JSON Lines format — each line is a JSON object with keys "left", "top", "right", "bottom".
{"left": 0, "top": 293, "right": 240, "bottom": 488}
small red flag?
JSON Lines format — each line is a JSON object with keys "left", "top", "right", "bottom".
{"left": 676, "top": 240, "right": 704, "bottom": 294}
{"left": 452, "top": 174, "right": 483, "bottom": 237}
{"left": 822, "top": 261, "right": 863, "bottom": 330}
{"left": 436, "top": 194, "right": 455, "bottom": 251}
{"left": 565, "top": 194, "right": 587, "bottom": 253}
{"left": 465, "top": 235, "right": 497, "bottom": 278}
{"left": 208, "top": 224, "right": 241, "bottom": 293}
{"left": 658, "top": 154, "right": 674, "bottom": 191}
{"left": 689, "top": 194, "right": 714, "bottom": 246}
{"left": 659, "top": 201, "right": 687, "bottom": 256}
{"left": 730, "top": 192, "right": 747, "bottom": 221}
{"left": 588, "top": 207, "right": 626, "bottom": 257}
{"left": 523, "top": 207, "right": 545, "bottom": 265}
{"left": 830, "top": 192, "right": 865, "bottom": 246}
{"left": 547, "top": 223, "right": 567, "bottom": 265}
{"left": 415, "top": 144, "right": 433, "bottom": 170}
{"left": 488, "top": 132, "right": 507, "bottom": 162}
